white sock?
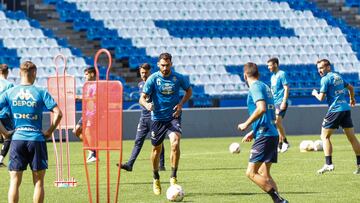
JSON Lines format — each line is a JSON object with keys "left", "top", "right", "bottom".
{"left": 0, "top": 155, "right": 4, "bottom": 163}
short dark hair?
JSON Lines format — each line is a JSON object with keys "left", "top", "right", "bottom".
{"left": 316, "top": 59, "right": 331, "bottom": 67}
{"left": 84, "top": 67, "right": 96, "bottom": 75}
{"left": 267, "top": 57, "right": 279, "bottom": 66}
{"left": 139, "top": 63, "right": 151, "bottom": 70}
{"left": 158, "top": 53, "right": 172, "bottom": 62}
{"left": 20, "top": 61, "right": 37, "bottom": 72}
{"left": 243, "top": 62, "right": 259, "bottom": 78}
{"left": 0, "top": 64, "right": 9, "bottom": 74}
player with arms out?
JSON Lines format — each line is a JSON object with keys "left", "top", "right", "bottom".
{"left": 118, "top": 63, "right": 165, "bottom": 171}
{"left": 72, "top": 67, "right": 97, "bottom": 163}
{"left": 0, "top": 64, "right": 15, "bottom": 167}
{"left": 312, "top": 59, "right": 360, "bottom": 174}
{"left": 267, "top": 57, "right": 290, "bottom": 153}
{"left": 238, "top": 62, "right": 288, "bottom": 203}
{"left": 140, "top": 53, "right": 192, "bottom": 195}
{"left": 0, "top": 61, "right": 62, "bottom": 203}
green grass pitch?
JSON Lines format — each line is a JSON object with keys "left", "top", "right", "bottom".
{"left": 1, "top": 135, "right": 360, "bottom": 203}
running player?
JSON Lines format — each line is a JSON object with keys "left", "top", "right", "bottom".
{"left": 118, "top": 63, "right": 165, "bottom": 171}
{"left": 0, "top": 61, "right": 62, "bottom": 203}
{"left": 73, "top": 67, "right": 97, "bottom": 163}
{"left": 238, "top": 62, "right": 288, "bottom": 203}
{"left": 140, "top": 53, "right": 192, "bottom": 195}
{"left": 0, "top": 64, "right": 15, "bottom": 167}
{"left": 267, "top": 58, "right": 290, "bottom": 153}
{"left": 312, "top": 59, "right": 360, "bottom": 174}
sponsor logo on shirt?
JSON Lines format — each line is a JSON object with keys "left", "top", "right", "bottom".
{"left": 12, "top": 88, "right": 37, "bottom": 107}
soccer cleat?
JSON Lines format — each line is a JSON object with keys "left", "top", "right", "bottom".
{"left": 153, "top": 179, "right": 161, "bottom": 195}
{"left": 170, "top": 177, "right": 177, "bottom": 186}
{"left": 159, "top": 166, "right": 166, "bottom": 171}
{"left": 280, "top": 142, "right": 290, "bottom": 153}
{"left": 0, "top": 162, "right": 6, "bottom": 167}
{"left": 86, "top": 156, "right": 97, "bottom": 163}
{"left": 117, "top": 163, "right": 133, "bottom": 172}
{"left": 353, "top": 165, "right": 360, "bottom": 175}
{"left": 317, "top": 164, "right": 334, "bottom": 174}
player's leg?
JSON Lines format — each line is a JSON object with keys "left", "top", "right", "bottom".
{"left": 159, "top": 143, "right": 166, "bottom": 171}
{"left": 343, "top": 128, "right": 360, "bottom": 174}
{"left": 120, "top": 119, "right": 149, "bottom": 171}
{"left": 317, "top": 127, "right": 335, "bottom": 174}
{"left": 258, "top": 163, "right": 278, "bottom": 191}
{"left": 168, "top": 131, "right": 181, "bottom": 185}
{"left": 151, "top": 144, "right": 162, "bottom": 195}
{"left": 8, "top": 171, "right": 23, "bottom": 203}
{"left": 150, "top": 120, "right": 167, "bottom": 195}
{"left": 32, "top": 170, "right": 46, "bottom": 203}
{"left": 0, "top": 136, "right": 11, "bottom": 166}
{"left": 275, "top": 115, "right": 285, "bottom": 151}
{"left": 72, "top": 117, "right": 83, "bottom": 140}
{"left": 30, "top": 141, "right": 48, "bottom": 203}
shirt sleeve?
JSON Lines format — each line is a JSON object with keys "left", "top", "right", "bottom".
{"left": 42, "top": 89, "right": 57, "bottom": 110}
{"left": 0, "top": 92, "right": 8, "bottom": 109}
{"left": 143, "top": 76, "right": 154, "bottom": 96}
{"left": 180, "top": 75, "right": 191, "bottom": 90}
{"left": 281, "top": 72, "right": 289, "bottom": 86}
{"left": 343, "top": 78, "right": 349, "bottom": 88}
{"left": 320, "top": 77, "right": 328, "bottom": 93}
{"left": 250, "top": 83, "right": 265, "bottom": 103}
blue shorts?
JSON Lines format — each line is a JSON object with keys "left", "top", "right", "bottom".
{"left": 151, "top": 118, "right": 182, "bottom": 146}
{"left": 275, "top": 103, "right": 288, "bottom": 118}
{"left": 322, "top": 110, "right": 353, "bottom": 129}
{"left": 249, "top": 136, "right": 278, "bottom": 163}
{"left": 9, "top": 140, "right": 48, "bottom": 171}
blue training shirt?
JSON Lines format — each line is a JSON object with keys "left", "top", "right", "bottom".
{"left": 320, "top": 72, "right": 350, "bottom": 113}
{"left": 270, "top": 70, "right": 289, "bottom": 105}
{"left": 143, "top": 71, "right": 190, "bottom": 121}
{"left": 247, "top": 80, "right": 278, "bottom": 139}
{"left": 0, "top": 79, "right": 14, "bottom": 119}
{"left": 138, "top": 81, "right": 151, "bottom": 119}
{"left": 0, "top": 85, "right": 57, "bottom": 141}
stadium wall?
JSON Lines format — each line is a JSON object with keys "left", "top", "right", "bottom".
{"left": 44, "top": 105, "right": 360, "bottom": 141}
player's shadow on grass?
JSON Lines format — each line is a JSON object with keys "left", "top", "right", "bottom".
{"left": 186, "top": 192, "right": 264, "bottom": 197}
{"left": 181, "top": 167, "right": 246, "bottom": 171}
{"left": 187, "top": 191, "right": 320, "bottom": 197}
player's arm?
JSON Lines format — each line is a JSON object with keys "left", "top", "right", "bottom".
{"left": 43, "top": 106, "right": 63, "bottom": 139}
{"left": 173, "top": 87, "right": 192, "bottom": 118}
{"left": 312, "top": 89, "right": 325, "bottom": 101}
{"left": 346, "top": 84, "right": 356, "bottom": 107}
{"left": 0, "top": 121, "right": 13, "bottom": 139}
{"left": 281, "top": 85, "right": 289, "bottom": 109}
{"left": 139, "top": 93, "right": 153, "bottom": 111}
{"left": 238, "top": 100, "right": 266, "bottom": 131}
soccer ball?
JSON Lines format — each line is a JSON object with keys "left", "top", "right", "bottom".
{"left": 166, "top": 184, "right": 185, "bottom": 202}
{"left": 299, "top": 140, "right": 314, "bottom": 152}
{"left": 229, "top": 142, "right": 241, "bottom": 154}
{"left": 313, "top": 140, "right": 323, "bottom": 151}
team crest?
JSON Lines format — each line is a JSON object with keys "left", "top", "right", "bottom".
{"left": 172, "top": 76, "right": 177, "bottom": 82}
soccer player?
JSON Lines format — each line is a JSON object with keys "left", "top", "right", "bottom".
{"left": 0, "top": 64, "right": 15, "bottom": 167}
{"left": 267, "top": 58, "right": 290, "bottom": 153}
{"left": 72, "top": 67, "right": 97, "bottom": 163}
{"left": 312, "top": 59, "right": 360, "bottom": 174}
{"left": 118, "top": 63, "right": 165, "bottom": 172}
{"left": 0, "top": 61, "right": 62, "bottom": 203}
{"left": 238, "top": 62, "right": 288, "bottom": 203}
{"left": 140, "top": 53, "right": 192, "bottom": 195}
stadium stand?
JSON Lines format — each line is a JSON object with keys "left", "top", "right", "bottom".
{"left": 1, "top": 0, "right": 360, "bottom": 107}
